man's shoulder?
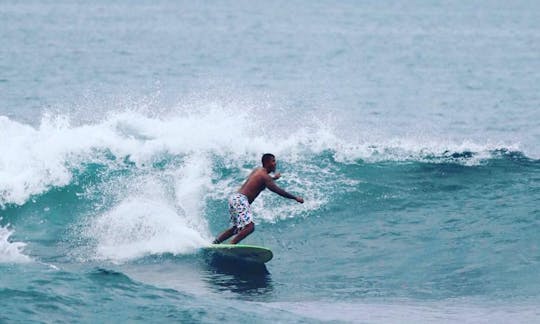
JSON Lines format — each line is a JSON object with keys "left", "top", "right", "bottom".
{"left": 250, "top": 168, "right": 271, "bottom": 180}
{"left": 252, "top": 167, "right": 266, "bottom": 175}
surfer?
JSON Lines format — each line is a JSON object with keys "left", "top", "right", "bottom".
{"left": 213, "top": 153, "right": 304, "bottom": 244}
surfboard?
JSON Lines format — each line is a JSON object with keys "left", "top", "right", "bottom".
{"left": 203, "top": 244, "right": 273, "bottom": 264}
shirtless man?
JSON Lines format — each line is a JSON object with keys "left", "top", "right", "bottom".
{"left": 212, "top": 153, "right": 304, "bottom": 244}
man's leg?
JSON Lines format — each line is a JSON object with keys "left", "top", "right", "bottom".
{"left": 213, "top": 227, "right": 236, "bottom": 244}
{"left": 230, "top": 222, "right": 255, "bottom": 244}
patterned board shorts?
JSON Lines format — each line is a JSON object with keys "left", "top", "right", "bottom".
{"left": 228, "top": 193, "right": 253, "bottom": 230}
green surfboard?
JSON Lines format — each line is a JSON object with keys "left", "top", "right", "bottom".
{"left": 203, "top": 244, "right": 273, "bottom": 263}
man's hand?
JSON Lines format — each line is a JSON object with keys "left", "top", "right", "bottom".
{"left": 273, "top": 172, "right": 281, "bottom": 180}
{"left": 295, "top": 197, "right": 304, "bottom": 203}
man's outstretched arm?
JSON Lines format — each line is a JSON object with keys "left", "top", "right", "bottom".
{"left": 266, "top": 178, "right": 304, "bottom": 203}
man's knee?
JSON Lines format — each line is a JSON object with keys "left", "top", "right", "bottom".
{"left": 239, "top": 222, "right": 255, "bottom": 236}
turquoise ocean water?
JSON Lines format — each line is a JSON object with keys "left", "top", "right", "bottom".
{"left": 1, "top": 1, "right": 540, "bottom": 322}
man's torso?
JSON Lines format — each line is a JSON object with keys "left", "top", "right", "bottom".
{"left": 238, "top": 168, "right": 269, "bottom": 203}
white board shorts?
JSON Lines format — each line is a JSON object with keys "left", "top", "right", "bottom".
{"left": 228, "top": 193, "right": 253, "bottom": 230}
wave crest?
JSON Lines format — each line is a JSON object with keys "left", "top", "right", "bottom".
{"left": 0, "top": 109, "right": 533, "bottom": 208}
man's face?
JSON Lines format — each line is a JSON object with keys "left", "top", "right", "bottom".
{"left": 268, "top": 158, "right": 276, "bottom": 172}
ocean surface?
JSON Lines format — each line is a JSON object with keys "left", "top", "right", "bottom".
{"left": 1, "top": 1, "right": 540, "bottom": 323}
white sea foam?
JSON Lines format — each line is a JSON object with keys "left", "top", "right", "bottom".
{"left": 86, "top": 197, "right": 208, "bottom": 262}
{"left": 0, "top": 223, "right": 31, "bottom": 263}
{"left": 0, "top": 104, "right": 528, "bottom": 210}
{"left": 76, "top": 165, "right": 219, "bottom": 262}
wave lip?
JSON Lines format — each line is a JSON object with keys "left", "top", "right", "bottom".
{"left": 332, "top": 137, "right": 525, "bottom": 165}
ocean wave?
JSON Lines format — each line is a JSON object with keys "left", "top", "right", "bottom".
{"left": 0, "top": 110, "right": 535, "bottom": 209}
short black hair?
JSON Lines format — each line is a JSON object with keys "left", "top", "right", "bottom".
{"left": 261, "top": 153, "right": 275, "bottom": 165}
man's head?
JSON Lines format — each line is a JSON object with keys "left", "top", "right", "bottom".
{"left": 261, "top": 153, "right": 276, "bottom": 172}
